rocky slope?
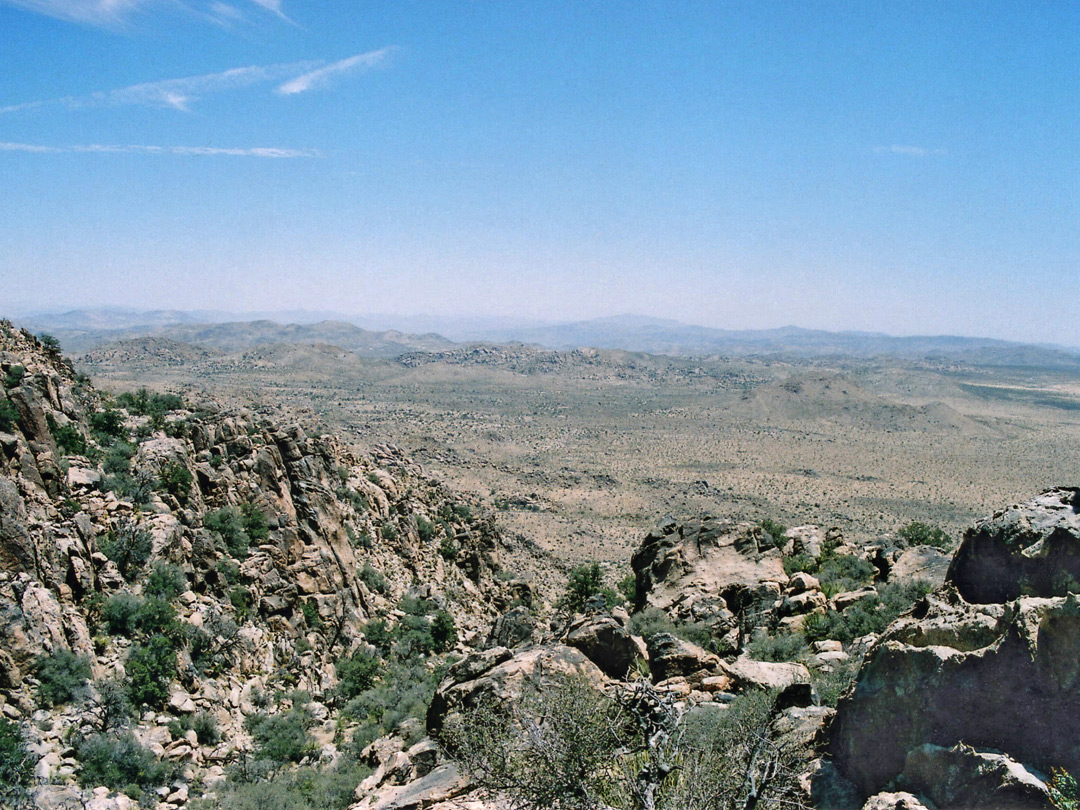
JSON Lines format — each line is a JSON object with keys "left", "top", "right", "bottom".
{"left": 0, "top": 321, "right": 517, "bottom": 809}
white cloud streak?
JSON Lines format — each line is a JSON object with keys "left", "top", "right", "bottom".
{"left": 1, "top": 51, "right": 391, "bottom": 114}
{"left": 0, "top": 141, "right": 319, "bottom": 157}
{"left": 276, "top": 47, "right": 393, "bottom": 95}
{"left": 0, "top": 0, "right": 148, "bottom": 27}
{"left": 874, "top": 145, "right": 947, "bottom": 158}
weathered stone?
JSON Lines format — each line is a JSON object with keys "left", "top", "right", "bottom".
{"left": 888, "top": 546, "right": 951, "bottom": 587}
{"left": 947, "top": 487, "right": 1080, "bottom": 603}
{"left": 564, "top": 614, "right": 645, "bottom": 679}
{"left": 646, "top": 633, "right": 721, "bottom": 682}
{"left": 833, "top": 587, "right": 877, "bottom": 612}
{"left": 900, "top": 743, "right": 1050, "bottom": 809}
{"left": 725, "top": 656, "right": 810, "bottom": 692}
{"left": 860, "top": 791, "right": 932, "bottom": 810}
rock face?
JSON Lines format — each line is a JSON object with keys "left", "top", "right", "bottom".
{"left": 0, "top": 321, "right": 513, "bottom": 806}
{"left": 947, "top": 486, "right": 1080, "bottom": 603}
{"left": 823, "top": 488, "right": 1080, "bottom": 806}
{"left": 630, "top": 516, "right": 787, "bottom": 633}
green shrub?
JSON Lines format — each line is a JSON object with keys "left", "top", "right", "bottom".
{"left": 300, "top": 600, "right": 323, "bottom": 629}
{"left": 416, "top": 516, "right": 436, "bottom": 543}
{"left": 380, "top": 523, "right": 398, "bottom": 542}
{"left": 759, "top": 519, "right": 788, "bottom": 549}
{"left": 0, "top": 717, "right": 32, "bottom": 806}
{"left": 246, "top": 705, "right": 315, "bottom": 765}
{"left": 102, "top": 441, "right": 136, "bottom": 475}
{"left": 341, "top": 660, "right": 438, "bottom": 751}
{"left": 0, "top": 398, "right": 19, "bottom": 432}
{"left": 804, "top": 580, "right": 933, "bottom": 645}
{"left": 815, "top": 554, "right": 877, "bottom": 598}
{"left": 627, "top": 606, "right": 676, "bottom": 640}
{"left": 89, "top": 408, "right": 127, "bottom": 440}
{"left": 747, "top": 632, "right": 809, "bottom": 663}
{"left": 206, "top": 507, "right": 250, "bottom": 558}
{"left": 168, "top": 712, "right": 220, "bottom": 746}
{"left": 35, "top": 648, "right": 92, "bottom": 708}
{"left": 125, "top": 636, "right": 178, "bottom": 709}
{"left": 438, "top": 533, "right": 459, "bottom": 560}
{"left": 38, "top": 333, "right": 61, "bottom": 354}
{"left": 3, "top": 365, "right": 25, "bottom": 389}
{"left": 1050, "top": 768, "right": 1079, "bottom": 810}
{"left": 897, "top": 521, "right": 953, "bottom": 550}
{"left": 241, "top": 503, "right": 270, "bottom": 544}
{"left": 617, "top": 573, "right": 638, "bottom": 604}
{"left": 335, "top": 651, "right": 381, "bottom": 701}
{"left": 558, "top": 561, "right": 619, "bottom": 613}
{"left": 782, "top": 553, "right": 818, "bottom": 576}
{"left": 811, "top": 655, "right": 861, "bottom": 708}
{"left": 116, "top": 389, "right": 184, "bottom": 417}
{"left": 358, "top": 563, "right": 388, "bottom": 594}
{"left": 85, "top": 678, "right": 134, "bottom": 733}
{"left": 144, "top": 562, "right": 187, "bottom": 600}
{"left": 48, "top": 414, "right": 88, "bottom": 456}
{"left": 192, "top": 761, "right": 371, "bottom": 810}
{"left": 431, "top": 610, "right": 458, "bottom": 652}
{"left": 76, "top": 731, "right": 171, "bottom": 794}
{"left": 230, "top": 586, "right": 254, "bottom": 622}
{"left": 99, "top": 519, "right": 153, "bottom": 580}
{"left": 101, "top": 593, "right": 143, "bottom": 637}
{"left": 158, "top": 461, "right": 193, "bottom": 504}
{"left": 362, "top": 620, "right": 393, "bottom": 655}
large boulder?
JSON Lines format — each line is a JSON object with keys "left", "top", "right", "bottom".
{"left": 426, "top": 644, "right": 606, "bottom": 734}
{"left": 947, "top": 487, "right": 1080, "bottom": 603}
{"left": 631, "top": 517, "right": 787, "bottom": 620}
{"left": 563, "top": 614, "right": 645, "bottom": 680}
{"left": 823, "top": 488, "right": 1080, "bottom": 804}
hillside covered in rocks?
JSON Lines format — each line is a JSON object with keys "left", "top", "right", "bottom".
{"left": 2, "top": 318, "right": 1079, "bottom": 810}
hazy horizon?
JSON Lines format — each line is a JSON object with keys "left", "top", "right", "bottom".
{"left": 4, "top": 3, "right": 1080, "bottom": 346}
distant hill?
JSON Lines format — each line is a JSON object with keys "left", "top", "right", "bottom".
{"left": 15, "top": 308, "right": 1080, "bottom": 370}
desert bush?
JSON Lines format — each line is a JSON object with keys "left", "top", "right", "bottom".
{"left": 144, "top": 561, "right": 187, "bottom": 600}
{"left": 361, "top": 619, "right": 393, "bottom": 655}
{"left": 342, "top": 660, "right": 438, "bottom": 751}
{"left": 168, "top": 711, "right": 220, "bottom": 746}
{"left": 246, "top": 704, "right": 315, "bottom": 765}
{"left": 89, "top": 408, "right": 126, "bottom": 440}
{"left": 158, "top": 461, "right": 193, "bottom": 504}
{"left": 99, "top": 518, "right": 152, "bottom": 580}
{"left": 300, "top": 600, "right": 323, "bottom": 629}
{"left": 558, "top": 561, "right": 619, "bottom": 613}
{"left": 34, "top": 648, "right": 92, "bottom": 708}
{"left": 3, "top": 364, "right": 25, "bottom": 389}
{"left": 804, "top": 580, "right": 932, "bottom": 645}
{"left": 815, "top": 553, "right": 877, "bottom": 598}
{"left": 416, "top": 516, "right": 436, "bottom": 542}
{"left": 230, "top": 585, "right": 254, "bottom": 622}
{"left": 84, "top": 678, "right": 134, "bottom": 733}
{"left": 438, "top": 532, "right": 459, "bottom": 560}
{"left": 125, "top": 635, "right": 178, "bottom": 709}
{"left": 759, "top": 518, "right": 788, "bottom": 549}
{"left": 76, "top": 731, "right": 171, "bottom": 795}
{"left": 334, "top": 650, "right": 381, "bottom": 702}
{"left": 0, "top": 398, "right": 20, "bottom": 432}
{"left": 897, "top": 521, "right": 953, "bottom": 550}
{"left": 627, "top": 606, "right": 676, "bottom": 639}
{"left": 747, "top": 631, "right": 809, "bottom": 663}
{"left": 782, "top": 552, "right": 818, "bottom": 576}
{"left": 37, "top": 333, "right": 61, "bottom": 354}
{"left": 811, "top": 655, "right": 862, "bottom": 708}
{"left": 192, "top": 760, "right": 370, "bottom": 810}
{"left": 102, "top": 440, "right": 136, "bottom": 475}
{"left": 242, "top": 502, "right": 269, "bottom": 543}
{"left": 47, "top": 413, "right": 88, "bottom": 456}
{"left": 380, "top": 522, "right": 398, "bottom": 541}
{"left": 0, "top": 717, "right": 32, "bottom": 807}
{"left": 206, "top": 506, "right": 250, "bottom": 558}
{"left": 431, "top": 610, "right": 458, "bottom": 652}
{"left": 358, "top": 563, "right": 388, "bottom": 594}
{"left": 116, "top": 389, "right": 184, "bottom": 417}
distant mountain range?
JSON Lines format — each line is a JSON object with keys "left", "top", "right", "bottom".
{"left": 13, "top": 308, "right": 1080, "bottom": 370}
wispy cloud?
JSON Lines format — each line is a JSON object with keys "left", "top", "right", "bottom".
{"left": 2, "top": 51, "right": 392, "bottom": 114}
{"left": 874, "top": 145, "right": 947, "bottom": 158}
{"left": 1, "top": 0, "right": 294, "bottom": 27}
{"left": 0, "top": 0, "right": 148, "bottom": 27}
{"left": 0, "top": 141, "right": 320, "bottom": 157}
{"left": 277, "top": 47, "right": 394, "bottom": 95}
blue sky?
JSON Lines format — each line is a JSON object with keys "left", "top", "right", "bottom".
{"left": 2, "top": 2, "right": 1079, "bottom": 345}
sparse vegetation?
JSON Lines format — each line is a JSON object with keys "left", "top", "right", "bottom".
{"left": 897, "top": 520, "right": 953, "bottom": 550}
{"left": 34, "top": 648, "right": 92, "bottom": 708}
{"left": 76, "top": 731, "right": 172, "bottom": 796}
{"left": 99, "top": 518, "right": 153, "bottom": 580}
{"left": 558, "top": 561, "right": 620, "bottom": 612}
{"left": 0, "top": 717, "right": 32, "bottom": 807}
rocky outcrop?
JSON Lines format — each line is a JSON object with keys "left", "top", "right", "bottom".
{"left": 822, "top": 488, "right": 1080, "bottom": 807}
{"left": 0, "top": 322, "right": 513, "bottom": 807}
{"left": 947, "top": 486, "right": 1080, "bottom": 603}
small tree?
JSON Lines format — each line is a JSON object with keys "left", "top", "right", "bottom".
{"left": 0, "top": 718, "right": 32, "bottom": 808}
{"left": 559, "top": 562, "right": 618, "bottom": 613}
{"left": 897, "top": 521, "right": 953, "bottom": 550}
{"left": 35, "top": 648, "right": 92, "bottom": 708}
